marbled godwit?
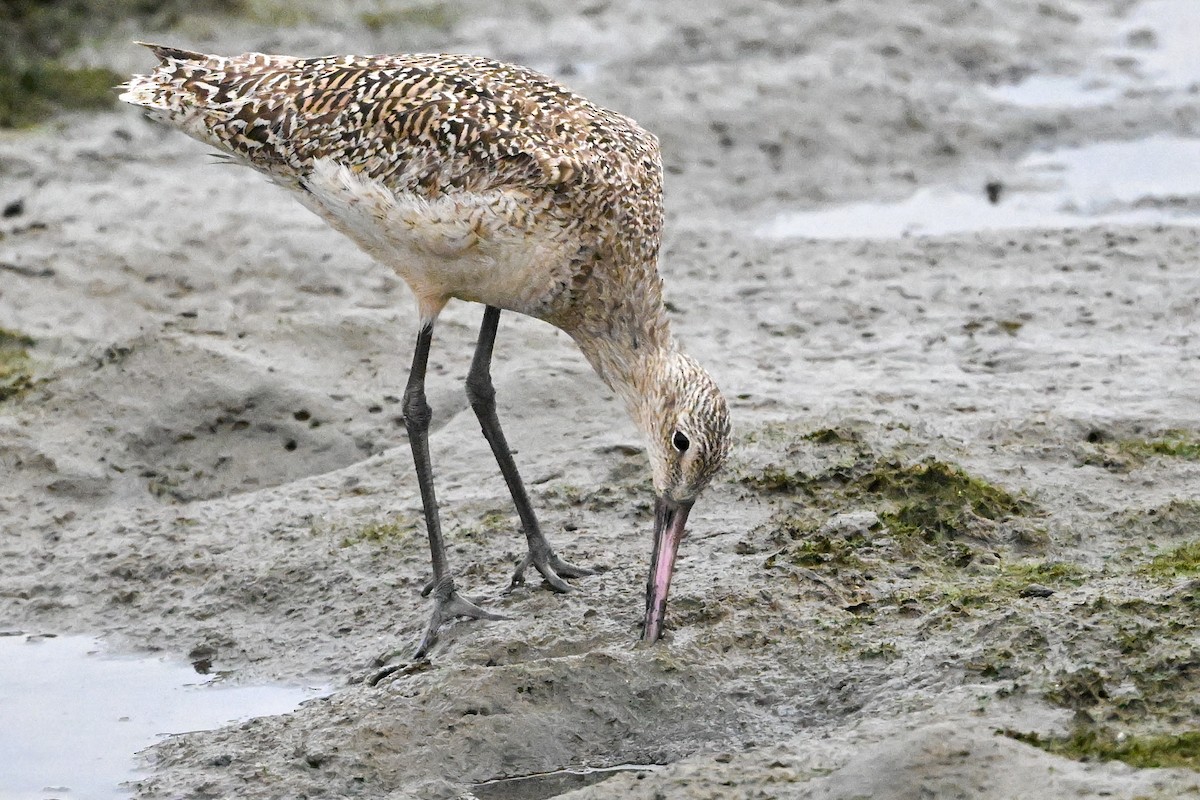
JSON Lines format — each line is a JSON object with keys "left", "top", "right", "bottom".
{"left": 120, "top": 44, "right": 732, "bottom": 657}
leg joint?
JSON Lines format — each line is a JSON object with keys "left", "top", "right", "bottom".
{"left": 465, "top": 369, "right": 496, "bottom": 410}
{"left": 402, "top": 387, "right": 432, "bottom": 433}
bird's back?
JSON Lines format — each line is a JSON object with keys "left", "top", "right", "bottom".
{"left": 123, "top": 47, "right": 651, "bottom": 197}
{"left": 122, "top": 45, "right": 667, "bottom": 331}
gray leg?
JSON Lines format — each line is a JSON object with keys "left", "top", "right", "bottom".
{"left": 405, "top": 321, "right": 505, "bottom": 659}
{"left": 465, "top": 306, "right": 592, "bottom": 592}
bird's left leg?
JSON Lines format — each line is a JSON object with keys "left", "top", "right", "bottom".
{"left": 405, "top": 320, "right": 506, "bottom": 659}
{"left": 465, "top": 306, "right": 593, "bottom": 592}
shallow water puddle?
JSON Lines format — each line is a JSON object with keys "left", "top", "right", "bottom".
{"left": 984, "top": 75, "right": 1123, "bottom": 109}
{"left": 1121, "top": 0, "right": 1200, "bottom": 87}
{"left": 1024, "top": 135, "right": 1200, "bottom": 212}
{"left": 0, "top": 633, "right": 326, "bottom": 800}
{"left": 986, "top": 0, "right": 1200, "bottom": 108}
{"left": 470, "top": 764, "right": 662, "bottom": 800}
{"left": 760, "top": 135, "right": 1200, "bottom": 240}
{"left": 765, "top": 0, "right": 1200, "bottom": 241}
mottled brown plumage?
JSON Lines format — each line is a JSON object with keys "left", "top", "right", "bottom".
{"left": 121, "top": 44, "right": 731, "bottom": 655}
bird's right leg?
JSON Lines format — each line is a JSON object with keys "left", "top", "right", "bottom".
{"left": 404, "top": 321, "right": 506, "bottom": 659}
{"left": 465, "top": 306, "right": 593, "bottom": 593}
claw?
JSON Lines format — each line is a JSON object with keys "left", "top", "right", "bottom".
{"left": 415, "top": 575, "right": 508, "bottom": 659}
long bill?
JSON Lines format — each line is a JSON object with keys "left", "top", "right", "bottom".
{"left": 642, "top": 496, "right": 694, "bottom": 642}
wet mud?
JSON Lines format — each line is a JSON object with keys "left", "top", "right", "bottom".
{"left": 3, "top": 1, "right": 1200, "bottom": 798}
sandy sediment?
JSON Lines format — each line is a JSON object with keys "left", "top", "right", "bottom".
{"left": 3, "top": 1, "right": 1200, "bottom": 797}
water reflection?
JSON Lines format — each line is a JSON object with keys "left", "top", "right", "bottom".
{"left": 0, "top": 634, "right": 326, "bottom": 800}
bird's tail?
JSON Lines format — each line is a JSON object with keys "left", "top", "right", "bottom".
{"left": 118, "top": 43, "right": 228, "bottom": 127}
{"left": 120, "top": 42, "right": 307, "bottom": 174}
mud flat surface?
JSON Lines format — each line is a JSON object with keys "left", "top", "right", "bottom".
{"left": 3, "top": 1, "right": 1200, "bottom": 798}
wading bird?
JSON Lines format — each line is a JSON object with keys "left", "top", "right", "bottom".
{"left": 121, "top": 44, "right": 731, "bottom": 657}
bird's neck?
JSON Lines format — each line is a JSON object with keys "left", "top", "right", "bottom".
{"left": 572, "top": 319, "right": 675, "bottom": 431}
{"left": 559, "top": 252, "right": 675, "bottom": 427}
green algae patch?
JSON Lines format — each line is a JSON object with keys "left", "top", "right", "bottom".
{"left": 360, "top": 3, "right": 458, "bottom": 33}
{"left": 0, "top": 63, "right": 122, "bottom": 127}
{"left": 1083, "top": 429, "right": 1200, "bottom": 471}
{"left": 1004, "top": 593, "right": 1200, "bottom": 767}
{"left": 868, "top": 459, "right": 1035, "bottom": 544}
{"left": 745, "top": 427, "right": 1043, "bottom": 616}
{"left": 738, "top": 425, "right": 866, "bottom": 495}
{"left": 0, "top": 0, "right": 243, "bottom": 127}
{"left": 1004, "top": 727, "right": 1200, "bottom": 771}
{"left": 1141, "top": 540, "right": 1200, "bottom": 580}
{"left": 744, "top": 439, "right": 1035, "bottom": 552}
{"left": 1115, "top": 499, "right": 1200, "bottom": 541}
{"left": 1033, "top": 587, "right": 1200, "bottom": 744}
{"left": 1002, "top": 559, "right": 1083, "bottom": 583}
{"left": 0, "top": 327, "right": 35, "bottom": 401}
{"left": 876, "top": 558, "right": 1084, "bottom": 616}
{"left": 1120, "top": 432, "right": 1200, "bottom": 462}
{"left": 994, "top": 559, "right": 1085, "bottom": 591}
{"left": 742, "top": 424, "right": 1200, "bottom": 756}
{"left": 335, "top": 517, "right": 418, "bottom": 548}
{"left": 800, "top": 427, "right": 864, "bottom": 446}
{"left": 764, "top": 514, "right": 872, "bottom": 572}
{"left": 744, "top": 466, "right": 810, "bottom": 494}
{"left": 1, "top": 1, "right": 118, "bottom": 127}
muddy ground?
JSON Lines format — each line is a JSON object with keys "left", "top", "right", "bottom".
{"left": 3, "top": 0, "right": 1200, "bottom": 797}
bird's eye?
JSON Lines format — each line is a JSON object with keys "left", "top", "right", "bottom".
{"left": 672, "top": 431, "right": 690, "bottom": 452}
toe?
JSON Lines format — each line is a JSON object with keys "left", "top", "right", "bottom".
{"left": 510, "top": 548, "right": 593, "bottom": 592}
{"left": 550, "top": 556, "right": 593, "bottom": 579}
{"left": 508, "top": 553, "right": 534, "bottom": 589}
{"left": 538, "top": 566, "right": 575, "bottom": 593}
{"left": 414, "top": 580, "right": 507, "bottom": 659}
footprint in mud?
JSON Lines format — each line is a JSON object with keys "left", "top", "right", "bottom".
{"left": 73, "top": 336, "right": 384, "bottom": 502}
{"left": 125, "top": 389, "right": 369, "bottom": 501}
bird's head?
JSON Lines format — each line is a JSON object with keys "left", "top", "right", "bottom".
{"left": 636, "top": 350, "right": 731, "bottom": 642}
